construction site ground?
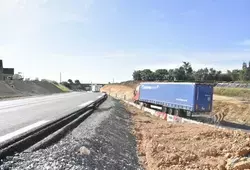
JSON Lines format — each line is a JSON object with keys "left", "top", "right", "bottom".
{"left": 126, "top": 103, "right": 250, "bottom": 170}
{"left": 101, "top": 84, "right": 250, "bottom": 126}
{"left": 101, "top": 83, "right": 250, "bottom": 170}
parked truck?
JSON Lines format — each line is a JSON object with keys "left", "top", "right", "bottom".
{"left": 91, "top": 84, "right": 101, "bottom": 92}
{"left": 133, "top": 82, "right": 214, "bottom": 117}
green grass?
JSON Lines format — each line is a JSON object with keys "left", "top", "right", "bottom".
{"left": 214, "top": 87, "right": 250, "bottom": 98}
{"left": 52, "top": 83, "right": 70, "bottom": 92}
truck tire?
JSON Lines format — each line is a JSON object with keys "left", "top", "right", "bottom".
{"left": 180, "top": 109, "right": 187, "bottom": 117}
{"left": 162, "top": 106, "right": 167, "bottom": 113}
{"left": 187, "top": 111, "right": 192, "bottom": 117}
{"left": 168, "top": 108, "right": 173, "bottom": 115}
{"left": 174, "top": 109, "right": 180, "bottom": 116}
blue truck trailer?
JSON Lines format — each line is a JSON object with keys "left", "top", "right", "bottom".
{"left": 133, "top": 82, "right": 214, "bottom": 117}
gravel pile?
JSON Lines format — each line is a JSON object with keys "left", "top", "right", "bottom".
{"left": 10, "top": 80, "right": 52, "bottom": 95}
{"left": 0, "top": 98, "right": 142, "bottom": 170}
{"left": 0, "top": 81, "right": 20, "bottom": 97}
{"left": 34, "top": 81, "right": 62, "bottom": 93}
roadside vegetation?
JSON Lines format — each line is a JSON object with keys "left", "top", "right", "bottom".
{"left": 51, "top": 81, "right": 70, "bottom": 92}
{"left": 133, "top": 61, "right": 250, "bottom": 82}
{"left": 214, "top": 87, "right": 250, "bottom": 99}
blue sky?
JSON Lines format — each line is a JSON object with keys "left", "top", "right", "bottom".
{"left": 0, "top": 0, "right": 249, "bottom": 83}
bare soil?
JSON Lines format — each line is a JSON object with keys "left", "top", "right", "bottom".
{"left": 125, "top": 103, "right": 250, "bottom": 170}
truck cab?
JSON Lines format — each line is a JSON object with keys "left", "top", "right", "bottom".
{"left": 133, "top": 85, "right": 140, "bottom": 103}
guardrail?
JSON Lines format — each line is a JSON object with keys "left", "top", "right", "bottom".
{"left": 0, "top": 93, "right": 107, "bottom": 160}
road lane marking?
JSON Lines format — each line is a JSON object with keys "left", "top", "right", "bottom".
{"left": 0, "top": 92, "right": 83, "bottom": 110}
{"left": 78, "top": 101, "right": 94, "bottom": 108}
{"left": 0, "top": 120, "right": 50, "bottom": 144}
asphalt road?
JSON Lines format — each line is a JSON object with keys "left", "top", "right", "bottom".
{"left": 0, "top": 92, "right": 102, "bottom": 142}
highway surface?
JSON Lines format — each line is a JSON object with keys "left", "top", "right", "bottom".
{"left": 0, "top": 92, "right": 102, "bottom": 143}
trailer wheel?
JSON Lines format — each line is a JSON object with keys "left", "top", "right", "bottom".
{"left": 168, "top": 108, "right": 173, "bottom": 115}
{"left": 180, "top": 110, "right": 187, "bottom": 117}
{"left": 187, "top": 111, "right": 192, "bottom": 117}
{"left": 174, "top": 109, "right": 180, "bottom": 116}
{"left": 162, "top": 106, "right": 167, "bottom": 113}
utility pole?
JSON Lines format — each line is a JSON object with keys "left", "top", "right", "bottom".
{"left": 60, "top": 72, "right": 62, "bottom": 83}
{"left": 113, "top": 78, "right": 114, "bottom": 84}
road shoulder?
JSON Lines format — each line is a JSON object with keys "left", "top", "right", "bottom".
{"left": 0, "top": 98, "right": 142, "bottom": 170}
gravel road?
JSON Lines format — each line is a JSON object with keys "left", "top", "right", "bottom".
{"left": 0, "top": 97, "right": 142, "bottom": 170}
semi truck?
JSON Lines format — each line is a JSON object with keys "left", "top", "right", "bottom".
{"left": 91, "top": 85, "right": 101, "bottom": 92}
{"left": 133, "top": 82, "right": 214, "bottom": 117}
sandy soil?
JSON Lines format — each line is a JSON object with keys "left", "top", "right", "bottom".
{"left": 125, "top": 103, "right": 250, "bottom": 170}
{"left": 213, "top": 95, "right": 250, "bottom": 125}
{"left": 101, "top": 84, "right": 250, "bottom": 125}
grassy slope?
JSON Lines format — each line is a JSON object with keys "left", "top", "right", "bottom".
{"left": 51, "top": 83, "right": 70, "bottom": 92}
{"left": 214, "top": 87, "right": 250, "bottom": 99}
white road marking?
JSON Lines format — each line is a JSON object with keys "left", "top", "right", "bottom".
{"left": 78, "top": 101, "right": 94, "bottom": 107}
{"left": 0, "top": 120, "right": 50, "bottom": 144}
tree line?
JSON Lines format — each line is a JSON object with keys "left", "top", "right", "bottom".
{"left": 133, "top": 62, "right": 250, "bottom": 82}
{"left": 61, "top": 79, "right": 82, "bottom": 89}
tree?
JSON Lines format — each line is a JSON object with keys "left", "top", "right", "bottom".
{"left": 154, "top": 69, "right": 168, "bottom": 81}
{"left": 68, "top": 79, "right": 73, "bottom": 84}
{"left": 228, "top": 69, "right": 240, "bottom": 81}
{"left": 132, "top": 70, "right": 142, "bottom": 81}
{"left": 75, "top": 80, "right": 81, "bottom": 84}
{"left": 140, "top": 69, "right": 155, "bottom": 81}
{"left": 194, "top": 69, "right": 204, "bottom": 81}
{"left": 12, "top": 73, "right": 23, "bottom": 80}
{"left": 217, "top": 74, "right": 233, "bottom": 82}
{"left": 131, "top": 61, "right": 250, "bottom": 83}
{"left": 61, "top": 81, "right": 70, "bottom": 88}
{"left": 243, "top": 62, "right": 248, "bottom": 70}
{"left": 168, "top": 69, "right": 175, "bottom": 81}
{"left": 240, "top": 62, "right": 249, "bottom": 81}
{"left": 174, "top": 67, "right": 186, "bottom": 81}
{"left": 182, "top": 62, "right": 193, "bottom": 74}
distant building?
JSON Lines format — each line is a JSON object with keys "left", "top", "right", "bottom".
{"left": 0, "top": 60, "right": 15, "bottom": 80}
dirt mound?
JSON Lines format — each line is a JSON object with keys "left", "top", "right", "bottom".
{"left": 33, "top": 81, "right": 63, "bottom": 93}
{"left": 0, "top": 81, "right": 21, "bottom": 97}
{"left": 101, "top": 84, "right": 137, "bottom": 101}
{"left": 0, "top": 80, "right": 65, "bottom": 99}
{"left": 126, "top": 103, "right": 250, "bottom": 170}
{"left": 213, "top": 101, "right": 250, "bottom": 125}
{"left": 6, "top": 80, "right": 52, "bottom": 95}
